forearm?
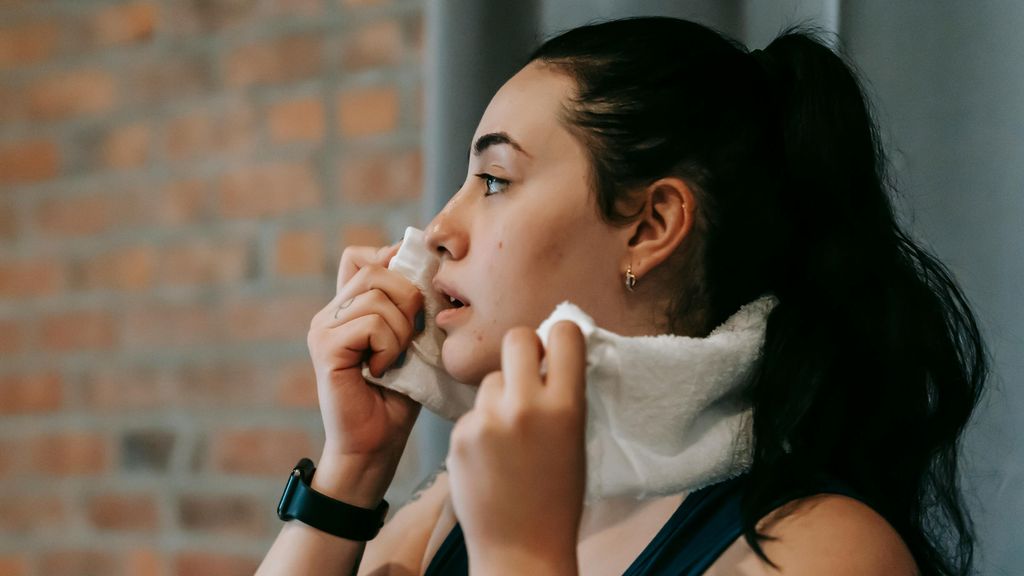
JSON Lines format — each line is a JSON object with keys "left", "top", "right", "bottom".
{"left": 256, "top": 454, "right": 397, "bottom": 576}
{"left": 257, "top": 519, "right": 367, "bottom": 576}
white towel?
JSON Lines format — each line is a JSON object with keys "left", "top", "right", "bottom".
{"left": 361, "top": 227, "right": 477, "bottom": 420}
{"left": 364, "top": 226, "right": 778, "bottom": 499}
{"left": 535, "top": 297, "right": 775, "bottom": 499}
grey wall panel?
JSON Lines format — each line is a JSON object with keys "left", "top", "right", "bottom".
{"left": 843, "top": 2, "right": 1024, "bottom": 574}
{"left": 743, "top": 0, "right": 839, "bottom": 48}
{"left": 541, "top": 0, "right": 743, "bottom": 40}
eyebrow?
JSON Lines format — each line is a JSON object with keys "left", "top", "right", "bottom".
{"left": 468, "top": 131, "right": 532, "bottom": 162}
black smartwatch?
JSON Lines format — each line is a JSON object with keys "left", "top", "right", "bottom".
{"left": 277, "top": 458, "right": 389, "bottom": 541}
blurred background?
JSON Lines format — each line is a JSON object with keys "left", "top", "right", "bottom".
{"left": 0, "top": 1, "right": 1020, "bottom": 575}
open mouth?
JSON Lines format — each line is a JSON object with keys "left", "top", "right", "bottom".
{"left": 447, "top": 296, "right": 466, "bottom": 309}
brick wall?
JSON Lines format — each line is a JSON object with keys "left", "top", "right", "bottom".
{"left": 0, "top": 1, "right": 426, "bottom": 574}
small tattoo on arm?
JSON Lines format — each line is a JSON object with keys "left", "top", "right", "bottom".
{"left": 406, "top": 461, "right": 447, "bottom": 506}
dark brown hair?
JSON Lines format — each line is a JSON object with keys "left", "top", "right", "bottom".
{"left": 530, "top": 17, "right": 986, "bottom": 576}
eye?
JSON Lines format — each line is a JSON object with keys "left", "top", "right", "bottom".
{"left": 475, "top": 173, "right": 510, "bottom": 196}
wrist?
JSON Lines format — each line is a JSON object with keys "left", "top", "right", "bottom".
{"left": 311, "top": 451, "right": 398, "bottom": 509}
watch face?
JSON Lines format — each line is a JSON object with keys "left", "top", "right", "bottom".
{"left": 277, "top": 468, "right": 302, "bottom": 520}
{"left": 275, "top": 458, "right": 388, "bottom": 540}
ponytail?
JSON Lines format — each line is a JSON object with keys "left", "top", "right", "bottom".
{"left": 529, "top": 18, "right": 987, "bottom": 576}
{"left": 741, "top": 29, "right": 986, "bottom": 576}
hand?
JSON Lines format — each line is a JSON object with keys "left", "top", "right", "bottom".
{"left": 446, "top": 321, "right": 587, "bottom": 574}
{"left": 306, "top": 241, "right": 423, "bottom": 504}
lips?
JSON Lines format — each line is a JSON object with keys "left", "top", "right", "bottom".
{"left": 432, "top": 277, "right": 471, "bottom": 310}
{"left": 432, "top": 277, "right": 470, "bottom": 329}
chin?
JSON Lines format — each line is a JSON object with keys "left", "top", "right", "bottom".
{"left": 440, "top": 336, "right": 495, "bottom": 386}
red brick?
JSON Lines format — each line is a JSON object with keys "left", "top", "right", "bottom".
{"left": 87, "top": 493, "right": 159, "bottom": 532}
{"left": 121, "top": 429, "right": 175, "bottom": 471}
{"left": 414, "top": 83, "right": 424, "bottom": 129}
{"left": 410, "top": 12, "right": 424, "bottom": 65}
{"left": 122, "top": 301, "right": 220, "bottom": 349}
{"left": 38, "top": 551, "right": 119, "bottom": 576}
{"left": 0, "top": 201, "right": 16, "bottom": 241}
{"left": 337, "top": 85, "right": 399, "bottom": 136}
{"left": 264, "top": 0, "right": 325, "bottom": 16}
{"left": 162, "top": 0, "right": 259, "bottom": 36}
{"left": 267, "top": 96, "right": 324, "bottom": 143}
{"left": 275, "top": 359, "right": 318, "bottom": 408}
{"left": 90, "top": 1, "right": 158, "bottom": 47}
{"left": 39, "top": 309, "right": 118, "bottom": 352}
{"left": 0, "top": 555, "right": 28, "bottom": 576}
{"left": 81, "top": 365, "right": 173, "bottom": 410}
{"left": 340, "top": 19, "right": 402, "bottom": 71}
{"left": 159, "top": 179, "right": 208, "bottom": 224}
{"left": 223, "top": 294, "right": 321, "bottom": 342}
{"left": 0, "top": 494, "right": 65, "bottom": 534}
{"left": 0, "top": 371, "right": 62, "bottom": 414}
{"left": 224, "top": 34, "right": 323, "bottom": 87}
{"left": 340, "top": 223, "right": 389, "bottom": 251}
{"left": 0, "top": 21, "right": 59, "bottom": 70}
{"left": 33, "top": 191, "right": 122, "bottom": 237}
{"left": 26, "top": 68, "right": 117, "bottom": 121}
{"left": 0, "top": 139, "right": 59, "bottom": 185}
{"left": 157, "top": 236, "right": 251, "bottom": 286}
{"left": 101, "top": 121, "right": 150, "bottom": 169}
{"left": 0, "top": 257, "right": 62, "bottom": 297}
{"left": 218, "top": 160, "right": 321, "bottom": 218}
{"left": 73, "top": 245, "right": 156, "bottom": 292}
{"left": 275, "top": 229, "right": 325, "bottom": 277}
{"left": 0, "top": 318, "right": 24, "bottom": 355}
{"left": 178, "top": 493, "right": 265, "bottom": 535}
{"left": 174, "top": 361, "right": 271, "bottom": 406}
{"left": 123, "top": 548, "right": 162, "bottom": 576}
{"left": 173, "top": 552, "right": 260, "bottom": 576}
{"left": 339, "top": 149, "right": 421, "bottom": 203}
{"left": 165, "top": 104, "right": 255, "bottom": 161}
{"left": 0, "top": 82, "right": 21, "bottom": 123}
{"left": 209, "top": 428, "right": 312, "bottom": 475}
{"left": 29, "top": 433, "right": 110, "bottom": 476}
{"left": 124, "top": 51, "right": 214, "bottom": 106}
{"left": 0, "top": 438, "right": 19, "bottom": 477}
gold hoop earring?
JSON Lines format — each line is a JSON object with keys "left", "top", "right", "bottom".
{"left": 625, "top": 264, "right": 637, "bottom": 292}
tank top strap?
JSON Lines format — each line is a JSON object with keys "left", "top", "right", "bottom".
{"left": 423, "top": 473, "right": 873, "bottom": 576}
{"left": 423, "top": 522, "right": 468, "bottom": 576}
{"left": 622, "top": 474, "right": 749, "bottom": 575}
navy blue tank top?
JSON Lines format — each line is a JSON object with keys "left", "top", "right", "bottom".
{"left": 423, "top": 474, "right": 866, "bottom": 575}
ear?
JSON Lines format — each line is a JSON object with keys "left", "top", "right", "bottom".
{"left": 622, "top": 177, "right": 696, "bottom": 280}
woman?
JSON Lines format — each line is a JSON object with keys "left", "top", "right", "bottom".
{"left": 258, "top": 17, "right": 986, "bottom": 576}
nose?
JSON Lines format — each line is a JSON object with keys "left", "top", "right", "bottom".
{"left": 424, "top": 193, "right": 468, "bottom": 260}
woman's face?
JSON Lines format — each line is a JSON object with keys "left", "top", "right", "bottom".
{"left": 425, "top": 61, "right": 630, "bottom": 385}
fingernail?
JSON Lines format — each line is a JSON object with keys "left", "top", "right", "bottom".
{"left": 394, "top": 350, "right": 407, "bottom": 368}
{"left": 414, "top": 310, "right": 425, "bottom": 332}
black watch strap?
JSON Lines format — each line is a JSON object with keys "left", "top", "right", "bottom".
{"left": 277, "top": 458, "right": 389, "bottom": 541}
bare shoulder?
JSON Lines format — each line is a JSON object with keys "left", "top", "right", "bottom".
{"left": 706, "top": 494, "right": 919, "bottom": 576}
{"left": 357, "top": 464, "right": 450, "bottom": 576}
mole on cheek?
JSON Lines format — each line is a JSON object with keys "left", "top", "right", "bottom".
{"left": 498, "top": 240, "right": 503, "bottom": 249}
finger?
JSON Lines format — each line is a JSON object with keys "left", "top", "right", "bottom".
{"left": 501, "top": 327, "right": 544, "bottom": 402}
{"left": 378, "top": 241, "right": 402, "bottom": 266}
{"left": 544, "top": 320, "right": 587, "bottom": 406}
{"left": 474, "top": 371, "right": 504, "bottom": 410}
{"left": 338, "top": 246, "right": 382, "bottom": 294}
{"left": 336, "top": 265, "right": 424, "bottom": 328}
{"left": 327, "top": 289, "right": 413, "bottom": 350}
{"left": 320, "top": 313, "right": 402, "bottom": 377}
